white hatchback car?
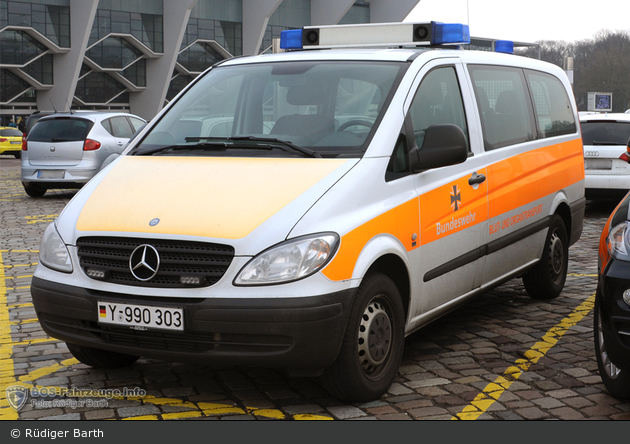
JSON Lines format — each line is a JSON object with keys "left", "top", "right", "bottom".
{"left": 21, "top": 111, "right": 146, "bottom": 197}
{"left": 580, "top": 112, "right": 630, "bottom": 198}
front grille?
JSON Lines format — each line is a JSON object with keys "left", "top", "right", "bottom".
{"left": 77, "top": 237, "right": 234, "bottom": 288}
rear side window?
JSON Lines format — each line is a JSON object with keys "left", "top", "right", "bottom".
{"left": 128, "top": 117, "right": 145, "bottom": 131}
{"left": 0, "top": 128, "right": 23, "bottom": 137}
{"left": 28, "top": 118, "right": 93, "bottom": 142}
{"left": 525, "top": 70, "right": 576, "bottom": 138}
{"left": 469, "top": 65, "right": 536, "bottom": 150}
{"left": 581, "top": 121, "right": 630, "bottom": 146}
{"left": 106, "top": 116, "right": 135, "bottom": 138}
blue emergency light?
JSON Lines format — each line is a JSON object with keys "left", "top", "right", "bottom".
{"left": 280, "top": 21, "right": 470, "bottom": 50}
{"left": 280, "top": 29, "right": 303, "bottom": 50}
{"left": 432, "top": 23, "right": 470, "bottom": 45}
{"left": 494, "top": 40, "right": 514, "bottom": 54}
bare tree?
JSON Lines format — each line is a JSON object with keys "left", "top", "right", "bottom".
{"left": 572, "top": 31, "right": 630, "bottom": 112}
{"left": 516, "top": 31, "right": 630, "bottom": 112}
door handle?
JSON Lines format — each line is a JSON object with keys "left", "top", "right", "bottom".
{"left": 468, "top": 171, "right": 486, "bottom": 185}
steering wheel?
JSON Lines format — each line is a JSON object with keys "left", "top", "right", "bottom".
{"left": 337, "top": 120, "right": 374, "bottom": 132}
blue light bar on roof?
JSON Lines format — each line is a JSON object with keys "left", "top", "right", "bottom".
{"left": 279, "top": 21, "right": 471, "bottom": 51}
{"left": 495, "top": 40, "right": 514, "bottom": 54}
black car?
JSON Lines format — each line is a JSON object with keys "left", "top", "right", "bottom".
{"left": 596, "top": 191, "right": 630, "bottom": 398}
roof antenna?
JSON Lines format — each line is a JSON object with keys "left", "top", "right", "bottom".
{"left": 66, "top": 98, "right": 74, "bottom": 114}
{"left": 49, "top": 98, "right": 58, "bottom": 113}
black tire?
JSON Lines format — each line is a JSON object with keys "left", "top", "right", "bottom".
{"left": 23, "top": 183, "right": 46, "bottom": 197}
{"left": 13, "top": 151, "right": 21, "bottom": 159}
{"left": 321, "top": 272, "right": 405, "bottom": 402}
{"left": 67, "top": 343, "right": 139, "bottom": 369}
{"left": 594, "top": 293, "right": 630, "bottom": 399}
{"left": 522, "top": 214, "right": 568, "bottom": 299}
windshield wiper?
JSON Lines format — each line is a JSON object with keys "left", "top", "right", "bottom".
{"left": 133, "top": 136, "right": 322, "bottom": 158}
{"left": 132, "top": 141, "right": 273, "bottom": 156}
{"left": 186, "top": 136, "right": 322, "bottom": 158}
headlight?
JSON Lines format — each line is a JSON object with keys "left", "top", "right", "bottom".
{"left": 234, "top": 233, "right": 339, "bottom": 285}
{"left": 607, "top": 221, "right": 630, "bottom": 261}
{"left": 39, "top": 223, "right": 73, "bottom": 273}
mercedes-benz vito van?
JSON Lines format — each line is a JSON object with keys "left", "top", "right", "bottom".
{"left": 30, "top": 22, "right": 585, "bottom": 402}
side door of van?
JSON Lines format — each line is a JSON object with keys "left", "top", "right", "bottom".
{"left": 466, "top": 64, "right": 579, "bottom": 288}
{"left": 402, "top": 59, "right": 489, "bottom": 325}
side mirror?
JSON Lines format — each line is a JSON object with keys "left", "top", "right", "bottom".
{"left": 409, "top": 124, "right": 468, "bottom": 173}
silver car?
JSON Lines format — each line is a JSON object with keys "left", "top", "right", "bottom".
{"left": 21, "top": 111, "right": 146, "bottom": 197}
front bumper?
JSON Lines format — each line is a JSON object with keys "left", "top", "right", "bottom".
{"left": 31, "top": 277, "right": 355, "bottom": 375}
{"left": 598, "top": 259, "right": 630, "bottom": 369}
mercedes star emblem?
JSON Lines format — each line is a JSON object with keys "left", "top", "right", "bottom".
{"left": 129, "top": 244, "right": 160, "bottom": 281}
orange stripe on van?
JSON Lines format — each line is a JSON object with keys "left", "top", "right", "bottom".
{"left": 486, "top": 139, "right": 584, "bottom": 218}
{"left": 322, "top": 198, "right": 419, "bottom": 281}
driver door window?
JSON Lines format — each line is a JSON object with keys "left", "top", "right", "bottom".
{"left": 408, "top": 66, "right": 469, "bottom": 150}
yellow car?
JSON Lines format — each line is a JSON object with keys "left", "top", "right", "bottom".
{"left": 0, "top": 126, "right": 24, "bottom": 158}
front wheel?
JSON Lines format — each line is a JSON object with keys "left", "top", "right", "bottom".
{"left": 594, "top": 293, "right": 630, "bottom": 399}
{"left": 523, "top": 214, "right": 568, "bottom": 299}
{"left": 321, "top": 272, "right": 405, "bottom": 402}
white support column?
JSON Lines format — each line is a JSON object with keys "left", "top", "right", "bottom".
{"left": 367, "top": 0, "right": 420, "bottom": 23}
{"left": 311, "top": 0, "right": 356, "bottom": 26}
{"left": 242, "top": 0, "right": 283, "bottom": 56}
{"left": 37, "top": 0, "right": 98, "bottom": 112}
{"left": 129, "top": 0, "right": 198, "bottom": 120}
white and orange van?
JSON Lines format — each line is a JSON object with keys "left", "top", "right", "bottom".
{"left": 31, "top": 22, "right": 585, "bottom": 402}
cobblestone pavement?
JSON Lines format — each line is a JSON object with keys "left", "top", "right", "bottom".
{"left": 2, "top": 154, "right": 630, "bottom": 421}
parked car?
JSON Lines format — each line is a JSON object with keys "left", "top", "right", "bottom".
{"left": 580, "top": 112, "right": 630, "bottom": 199}
{"left": 596, "top": 190, "right": 630, "bottom": 399}
{"left": 24, "top": 110, "right": 56, "bottom": 136}
{"left": 21, "top": 111, "right": 146, "bottom": 197}
{"left": 0, "top": 126, "right": 24, "bottom": 158}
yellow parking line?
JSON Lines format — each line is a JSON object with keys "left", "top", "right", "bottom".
{"left": 18, "top": 358, "right": 79, "bottom": 383}
{"left": 1, "top": 263, "right": 38, "bottom": 269}
{"left": 451, "top": 293, "right": 596, "bottom": 420}
{"left": 7, "top": 302, "right": 33, "bottom": 308}
{"left": 0, "top": 252, "right": 19, "bottom": 420}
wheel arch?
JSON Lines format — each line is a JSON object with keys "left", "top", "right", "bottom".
{"left": 550, "top": 192, "right": 572, "bottom": 236}
{"left": 363, "top": 254, "right": 411, "bottom": 321}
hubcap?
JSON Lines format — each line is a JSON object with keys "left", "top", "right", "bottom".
{"left": 549, "top": 230, "right": 564, "bottom": 278}
{"left": 358, "top": 298, "right": 392, "bottom": 375}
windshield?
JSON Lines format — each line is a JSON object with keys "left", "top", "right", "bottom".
{"left": 581, "top": 121, "right": 630, "bottom": 146}
{"left": 131, "top": 60, "right": 407, "bottom": 158}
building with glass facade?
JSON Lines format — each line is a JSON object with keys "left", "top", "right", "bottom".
{"left": 0, "top": 0, "right": 420, "bottom": 122}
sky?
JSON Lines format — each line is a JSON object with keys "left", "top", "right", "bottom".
{"left": 404, "top": 0, "right": 630, "bottom": 43}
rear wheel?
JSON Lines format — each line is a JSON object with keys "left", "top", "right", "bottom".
{"left": 523, "top": 214, "right": 568, "bottom": 299}
{"left": 13, "top": 151, "right": 21, "bottom": 159}
{"left": 22, "top": 183, "right": 46, "bottom": 197}
{"left": 67, "top": 343, "right": 139, "bottom": 369}
{"left": 321, "top": 272, "right": 405, "bottom": 402}
{"left": 594, "top": 293, "right": 630, "bottom": 399}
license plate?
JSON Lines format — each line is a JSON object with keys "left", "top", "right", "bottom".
{"left": 37, "top": 170, "right": 65, "bottom": 179}
{"left": 585, "top": 159, "right": 612, "bottom": 170}
{"left": 98, "top": 301, "right": 184, "bottom": 331}
{"left": 10, "top": 141, "right": 21, "bottom": 144}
